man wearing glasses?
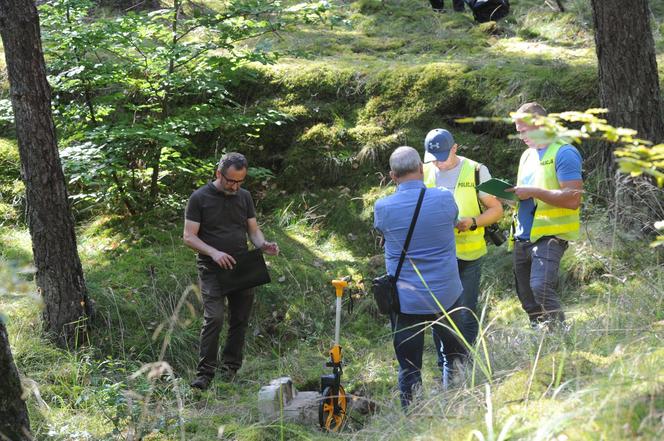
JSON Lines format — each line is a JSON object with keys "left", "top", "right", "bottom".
{"left": 184, "top": 152, "right": 279, "bottom": 390}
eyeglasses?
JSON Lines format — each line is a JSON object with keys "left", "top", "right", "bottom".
{"left": 221, "top": 173, "right": 245, "bottom": 185}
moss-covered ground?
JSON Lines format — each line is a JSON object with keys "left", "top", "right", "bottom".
{"left": 1, "top": 1, "right": 664, "bottom": 440}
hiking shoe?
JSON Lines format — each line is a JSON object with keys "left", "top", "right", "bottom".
{"left": 190, "top": 375, "right": 212, "bottom": 391}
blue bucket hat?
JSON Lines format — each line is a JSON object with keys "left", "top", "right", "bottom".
{"left": 424, "top": 129, "right": 455, "bottom": 163}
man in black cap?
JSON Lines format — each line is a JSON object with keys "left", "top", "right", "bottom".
{"left": 423, "top": 128, "right": 503, "bottom": 385}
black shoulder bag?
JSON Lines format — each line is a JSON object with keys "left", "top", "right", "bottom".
{"left": 372, "top": 188, "right": 426, "bottom": 315}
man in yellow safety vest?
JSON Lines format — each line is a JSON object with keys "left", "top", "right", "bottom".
{"left": 507, "top": 102, "right": 583, "bottom": 326}
{"left": 423, "top": 128, "right": 503, "bottom": 378}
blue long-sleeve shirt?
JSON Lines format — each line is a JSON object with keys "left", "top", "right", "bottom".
{"left": 374, "top": 180, "right": 462, "bottom": 314}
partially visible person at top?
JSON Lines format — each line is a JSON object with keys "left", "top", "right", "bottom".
{"left": 374, "top": 146, "right": 466, "bottom": 409}
{"left": 429, "top": 0, "right": 465, "bottom": 13}
{"left": 183, "top": 152, "right": 279, "bottom": 391}
{"left": 422, "top": 128, "right": 503, "bottom": 357}
{"left": 507, "top": 102, "right": 583, "bottom": 327}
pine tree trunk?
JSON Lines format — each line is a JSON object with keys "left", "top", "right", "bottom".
{"left": 0, "top": 321, "right": 31, "bottom": 440}
{"left": 591, "top": 0, "right": 664, "bottom": 234}
{"left": 0, "top": 0, "right": 91, "bottom": 346}
{"left": 591, "top": 0, "right": 664, "bottom": 143}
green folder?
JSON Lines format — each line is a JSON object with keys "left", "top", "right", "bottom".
{"left": 475, "top": 178, "right": 518, "bottom": 201}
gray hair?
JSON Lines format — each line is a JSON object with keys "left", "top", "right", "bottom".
{"left": 389, "top": 146, "right": 421, "bottom": 178}
{"left": 218, "top": 152, "right": 248, "bottom": 174}
{"left": 517, "top": 102, "right": 547, "bottom": 116}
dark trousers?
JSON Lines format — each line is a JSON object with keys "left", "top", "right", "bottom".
{"left": 196, "top": 267, "right": 254, "bottom": 378}
{"left": 457, "top": 257, "right": 483, "bottom": 344}
{"left": 429, "top": 0, "right": 465, "bottom": 11}
{"left": 513, "top": 236, "right": 568, "bottom": 324}
{"left": 433, "top": 257, "right": 483, "bottom": 370}
{"left": 390, "top": 297, "right": 466, "bottom": 409}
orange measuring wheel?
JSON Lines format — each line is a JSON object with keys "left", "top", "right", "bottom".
{"left": 319, "top": 278, "right": 351, "bottom": 432}
{"left": 319, "top": 384, "right": 347, "bottom": 432}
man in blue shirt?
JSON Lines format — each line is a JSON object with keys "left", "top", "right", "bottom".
{"left": 508, "top": 102, "right": 583, "bottom": 326}
{"left": 374, "top": 146, "right": 466, "bottom": 408}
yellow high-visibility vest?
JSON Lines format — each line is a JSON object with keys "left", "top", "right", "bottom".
{"left": 424, "top": 158, "right": 487, "bottom": 261}
{"left": 515, "top": 141, "right": 581, "bottom": 244}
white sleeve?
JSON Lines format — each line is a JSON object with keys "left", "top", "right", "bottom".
{"left": 478, "top": 164, "right": 492, "bottom": 198}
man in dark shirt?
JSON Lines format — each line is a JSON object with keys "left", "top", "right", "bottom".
{"left": 184, "top": 152, "right": 279, "bottom": 390}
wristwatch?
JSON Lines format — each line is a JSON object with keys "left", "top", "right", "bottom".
{"left": 469, "top": 217, "right": 478, "bottom": 231}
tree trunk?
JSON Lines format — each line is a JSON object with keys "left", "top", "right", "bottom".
{"left": 149, "top": 1, "right": 182, "bottom": 202}
{"left": 591, "top": 0, "right": 664, "bottom": 234}
{"left": 0, "top": 321, "right": 31, "bottom": 440}
{"left": 591, "top": 0, "right": 664, "bottom": 143}
{"left": 0, "top": 0, "right": 91, "bottom": 347}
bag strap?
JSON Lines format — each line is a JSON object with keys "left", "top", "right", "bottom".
{"left": 394, "top": 187, "right": 426, "bottom": 281}
{"left": 474, "top": 163, "right": 484, "bottom": 214}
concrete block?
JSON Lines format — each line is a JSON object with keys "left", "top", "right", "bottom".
{"left": 282, "top": 391, "right": 321, "bottom": 425}
{"left": 257, "top": 377, "right": 296, "bottom": 420}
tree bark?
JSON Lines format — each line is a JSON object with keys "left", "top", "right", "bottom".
{"left": 0, "top": 321, "right": 31, "bottom": 440}
{"left": 591, "top": 0, "right": 664, "bottom": 233}
{"left": 0, "top": 0, "right": 91, "bottom": 347}
{"left": 149, "top": 1, "right": 182, "bottom": 201}
{"left": 591, "top": 0, "right": 664, "bottom": 151}
{"left": 592, "top": 0, "right": 664, "bottom": 142}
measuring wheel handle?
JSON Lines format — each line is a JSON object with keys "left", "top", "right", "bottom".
{"left": 319, "top": 278, "right": 351, "bottom": 432}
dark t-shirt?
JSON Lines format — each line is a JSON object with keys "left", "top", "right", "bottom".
{"left": 185, "top": 182, "right": 256, "bottom": 264}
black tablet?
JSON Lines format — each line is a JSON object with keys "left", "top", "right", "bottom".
{"left": 217, "top": 249, "right": 271, "bottom": 294}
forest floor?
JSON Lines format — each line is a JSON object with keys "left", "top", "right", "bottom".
{"left": 1, "top": 1, "right": 663, "bottom": 440}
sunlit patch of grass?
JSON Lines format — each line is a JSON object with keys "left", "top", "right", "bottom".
{"left": 516, "top": 4, "right": 592, "bottom": 44}
{"left": 489, "top": 39, "right": 595, "bottom": 64}
{"left": 486, "top": 296, "right": 524, "bottom": 326}
{"left": 30, "top": 407, "right": 115, "bottom": 441}
{"left": 0, "top": 226, "right": 33, "bottom": 264}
